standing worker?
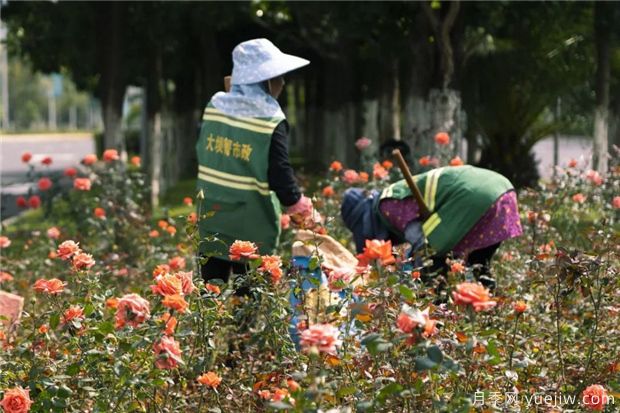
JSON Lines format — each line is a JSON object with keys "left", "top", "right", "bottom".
{"left": 196, "top": 38, "right": 316, "bottom": 284}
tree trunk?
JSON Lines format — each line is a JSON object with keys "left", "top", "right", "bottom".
{"left": 593, "top": 2, "right": 611, "bottom": 173}
{"left": 145, "top": 52, "right": 163, "bottom": 209}
{"left": 96, "top": 2, "right": 126, "bottom": 156}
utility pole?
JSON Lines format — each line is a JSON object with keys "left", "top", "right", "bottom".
{"left": 0, "top": 22, "right": 9, "bottom": 131}
{"left": 553, "top": 97, "right": 561, "bottom": 179}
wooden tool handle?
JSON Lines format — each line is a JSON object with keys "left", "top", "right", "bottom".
{"left": 392, "top": 149, "right": 431, "bottom": 220}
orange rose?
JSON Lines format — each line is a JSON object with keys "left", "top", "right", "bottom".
{"left": 149, "top": 230, "right": 160, "bottom": 238}
{"left": 396, "top": 312, "right": 416, "bottom": 334}
{"left": 419, "top": 156, "right": 431, "bottom": 167}
{"left": 0, "top": 271, "right": 13, "bottom": 283}
{"left": 0, "top": 236, "right": 10, "bottom": 249}
{"left": 106, "top": 297, "right": 119, "bottom": 309}
{"left": 157, "top": 220, "right": 169, "bottom": 229}
{"left": 93, "top": 207, "right": 106, "bottom": 219}
{"left": 162, "top": 295, "right": 189, "bottom": 313}
{"left": 358, "top": 171, "right": 369, "bottom": 183}
{"left": 513, "top": 300, "right": 528, "bottom": 314}
{"left": 38, "top": 177, "right": 52, "bottom": 191}
{"left": 47, "top": 227, "right": 61, "bottom": 240}
{"left": 381, "top": 160, "right": 393, "bottom": 169}
{"left": 161, "top": 313, "right": 177, "bottom": 336}
{"left": 229, "top": 240, "right": 259, "bottom": 261}
{"left": 151, "top": 274, "right": 183, "bottom": 296}
{"left": 434, "top": 132, "right": 450, "bottom": 145}
{"left": 259, "top": 255, "right": 283, "bottom": 283}
{"left": 153, "top": 336, "right": 182, "bottom": 369}
{"left": 197, "top": 371, "right": 222, "bottom": 389}
{"left": 582, "top": 384, "right": 609, "bottom": 411}
{"left": 175, "top": 271, "right": 196, "bottom": 295}
{"left": 322, "top": 186, "right": 335, "bottom": 197}
{"left": 205, "top": 283, "right": 221, "bottom": 295}
{"left": 373, "top": 163, "right": 388, "bottom": 180}
{"left": 452, "top": 282, "right": 497, "bottom": 312}
{"left": 33, "top": 278, "right": 66, "bottom": 295}
{"left": 449, "top": 156, "right": 464, "bottom": 166}
{"left": 182, "top": 197, "right": 193, "bottom": 206}
{"left": 342, "top": 169, "right": 359, "bottom": 185}
{"left": 152, "top": 264, "right": 170, "bottom": 278}
{"left": 286, "top": 379, "right": 300, "bottom": 392}
{"left": 72, "top": 252, "right": 95, "bottom": 270}
{"left": 362, "top": 239, "right": 395, "bottom": 266}
{"left": 0, "top": 386, "right": 33, "bottom": 413}
{"left": 102, "top": 149, "right": 119, "bottom": 162}
{"left": 130, "top": 156, "right": 141, "bottom": 167}
{"left": 568, "top": 158, "right": 578, "bottom": 168}
{"left": 115, "top": 293, "right": 150, "bottom": 329}
{"left": 73, "top": 178, "right": 91, "bottom": 191}
{"left": 329, "top": 161, "right": 343, "bottom": 172}
{"left": 187, "top": 212, "right": 198, "bottom": 224}
{"left": 57, "top": 240, "right": 81, "bottom": 260}
{"left": 450, "top": 262, "right": 465, "bottom": 274}
{"left": 168, "top": 256, "right": 186, "bottom": 271}
{"left": 166, "top": 226, "right": 177, "bottom": 236}
{"left": 62, "top": 305, "right": 84, "bottom": 324}
{"left": 38, "top": 325, "right": 49, "bottom": 334}
{"left": 83, "top": 154, "right": 97, "bottom": 165}
{"left": 572, "top": 193, "right": 586, "bottom": 204}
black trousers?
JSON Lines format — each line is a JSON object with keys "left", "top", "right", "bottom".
{"left": 428, "top": 242, "right": 501, "bottom": 275}
{"left": 201, "top": 257, "right": 250, "bottom": 296}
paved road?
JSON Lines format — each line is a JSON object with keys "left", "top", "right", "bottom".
{"left": 0, "top": 133, "right": 95, "bottom": 221}
{"left": 532, "top": 135, "right": 592, "bottom": 179}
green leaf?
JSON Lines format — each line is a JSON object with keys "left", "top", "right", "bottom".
{"left": 66, "top": 364, "right": 81, "bottom": 376}
{"left": 58, "top": 385, "right": 73, "bottom": 398}
{"left": 361, "top": 333, "right": 393, "bottom": 356}
{"left": 386, "top": 274, "right": 399, "bottom": 286}
{"left": 377, "top": 382, "right": 403, "bottom": 404}
{"left": 337, "top": 385, "right": 358, "bottom": 397}
{"left": 308, "top": 256, "right": 320, "bottom": 271}
{"left": 427, "top": 346, "right": 443, "bottom": 364}
{"left": 50, "top": 313, "right": 60, "bottom": 330}
{"left": 398, "top": 285, "right": 414, "bottom": 301}
{"left": 414, "top": 356, "right": 437, "bottom": 371}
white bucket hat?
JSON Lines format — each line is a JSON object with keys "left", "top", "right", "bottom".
{"left": 231, "top": 38, "right": 310, "bottom": 85}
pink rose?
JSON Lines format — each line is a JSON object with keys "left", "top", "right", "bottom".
{"left": 299, "top": 323, "right": 342, "bottom": 355}
{"left": 115, "top": 293, "right": 151, "bottom": 329}
{"left": 355, "top": 137, "right": 372, "bottom": 150}
{"left": 153, "top": 336, "right": 183, "bottom": 369}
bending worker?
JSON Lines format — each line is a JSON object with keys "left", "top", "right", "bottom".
{"left": 196, "top": 38, "right": 315, "bottom": 283}
{"left": 341, "top": 165, "right": 523, "bottom": 285}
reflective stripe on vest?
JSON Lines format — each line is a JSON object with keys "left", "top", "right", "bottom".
{"left": 197, "top": 165, "right": 271, "bottom": 196}
{"left": 202, "top": 107, "right": 280, "bottom": 135}
{"left": 422, "top": 212, "right": 442, "bottom": 236}
{"left": 424, "top": 167, "right": 443, "bottom": 212}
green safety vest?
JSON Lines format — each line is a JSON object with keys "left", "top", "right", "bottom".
{"left": 376, "top": 165, "right": 514, "bottom": 255}
{"left": 196, "top": 104, "right": 285, "bottom": 259}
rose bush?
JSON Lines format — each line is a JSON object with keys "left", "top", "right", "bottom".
{"left": 0, "top": 145, "right": 618, "bottom": 411}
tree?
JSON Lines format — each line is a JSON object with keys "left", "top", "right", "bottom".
{"left": 3, "top": 2, "right": 131, "bottom": 150}
{"left": 461, "top": 1, "right": 593, "bottom": 187}
{"left": 592, "top": 2, "right": 620, "bottom": 173}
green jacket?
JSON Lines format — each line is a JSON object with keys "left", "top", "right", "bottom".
{"left": 376, "top": 166, "right": 514, "bottom": 254}
{"left": 196, "top": 104, "right": 285, "bottom": 258}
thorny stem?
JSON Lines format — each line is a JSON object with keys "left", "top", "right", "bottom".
{"left": 507, "top": 313, "right": 520, "bottom": 370}
{"left": 554, "top": 273, "right": 566, "bottom": 388}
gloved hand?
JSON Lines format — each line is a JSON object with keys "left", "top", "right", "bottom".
{"left": 287, "top": 195, "right": 323, "bottom": 230}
